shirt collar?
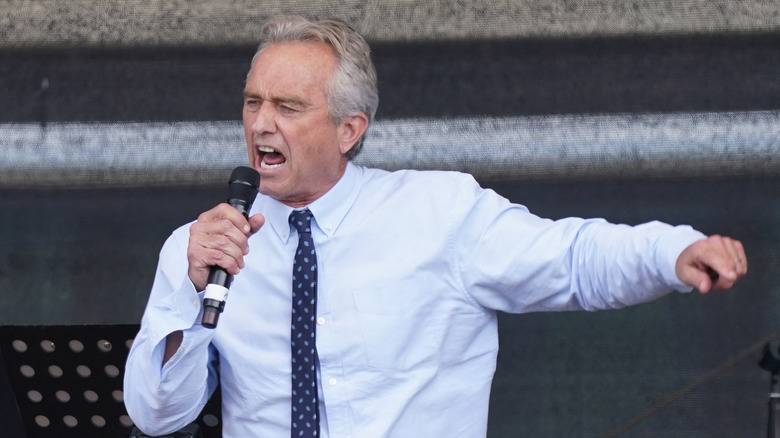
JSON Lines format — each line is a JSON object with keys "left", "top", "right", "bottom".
{"left": 253, "top": 161, "right": 362, "bottom": 243}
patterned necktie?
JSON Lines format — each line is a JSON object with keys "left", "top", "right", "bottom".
{"left": 289, "top": 209, "right": 319, "bottom": 437}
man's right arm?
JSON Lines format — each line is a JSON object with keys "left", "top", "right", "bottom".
{"left": 124, "top": 204, "right": 264, "bottom": 435}
{"left": 123, "top": 224, "right": 219, "bottom": 436}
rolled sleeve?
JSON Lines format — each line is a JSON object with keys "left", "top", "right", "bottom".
{"left": 124, "top": 225, "right": 219, "bottom": 436}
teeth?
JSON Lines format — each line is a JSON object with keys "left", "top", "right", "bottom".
{"left": 257, "top": 145, "right": 285, "bottom": 169}
{"left": 260, "top": 160, "right": 284, "bottom": 169}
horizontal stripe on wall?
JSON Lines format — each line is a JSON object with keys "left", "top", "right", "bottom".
{"left": 2, "top": 110, "right": 778, "bottom": 188}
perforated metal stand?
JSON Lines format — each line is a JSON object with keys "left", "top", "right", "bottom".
{"left": 760, "top": 341, "right": 780, "bottom": 438}
{"left": 0, "top": 325, "right": 222, "bottom": 438}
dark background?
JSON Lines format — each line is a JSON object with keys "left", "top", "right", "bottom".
{"left": 1, "top": 23, "right": 779, "bottom": 438}
{"left": 4, "top": 34, "right": 780, "bottom": 124}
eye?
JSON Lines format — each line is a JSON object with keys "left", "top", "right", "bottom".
{"left": 278, "top": 104, "right": 299, "bottom": 114}
{"left": 244, "top": 98, "right": 262, "bottom": 111}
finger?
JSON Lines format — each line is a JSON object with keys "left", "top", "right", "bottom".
{"left": 193, "top": 214, "right": 265, "bottom": 262}
{"left": 202, "top": 231, "right": 249, "bottom": 266}
{"left": 187, "top": 204, "right": 263, "bottom": 291}
{"left": 209, "top": 217, "right": 253, "bottom": 254}
{"left": 199, "top": 203, "right": 253, "bottom": 235}
{"left": 704, "top": 236, "right": 751, "bottom": 291}
{"left": 697, "top": 270, "right": 714, "bottom": 294}
{"left": 710, "top": 239, "right": 746, "bottom": 291}
{"left": 711, "top": 271, "right": 737, "bottom": 291}
{"left": 190, "top": 217, "right": 250, "bottom": 264}
{"left": 678, "top": 260, "right": 715, "bottom": 293}
{"left": 676, "top": 235, "right": 744, "bottom": 293}
{"left": 193, "top": 209, "right": 253, "bottom": 254}
{"left": 701, "top": 235, "right": 739, "bottom": 283}
{"left": 187, "top": 232, "right": 247, "bottom": 292}
{"left": 187, "top": 246, "right": 243, "bottom": 292}
{"left": 724, "top": 238, "right": 747, "bottom": 276}
{"left": 187, "top": 208, "right": 251, "bottom": 287}
{"left": 201, "top": 245, "right": 244, "bottom": 273}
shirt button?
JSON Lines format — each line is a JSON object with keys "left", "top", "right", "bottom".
{"left": 324, "top": 224, "right": 333, "bottom": 231}
{"left": 317, "top": 317, "right": 326, "bottom": 325}
{"left": 328, "top": 378, "right": 337, "bottom": 386}
{"left": 192, "top": 299, "right": 199, "bottom": 307}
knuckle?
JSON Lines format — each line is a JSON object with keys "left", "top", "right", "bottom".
{"left": 189, "top": 221, "right": 206, "bottom": 236}
{"left": 210, "top": 249, "right": 233, "bottom": 269}
{"left": 707, "top": 234, "right": 722, "bottom": 244}
{"left": 214, "top": 235, "right": 233, "bottom": 252}
{"left": 216, "top": 218, "right": 235, "bottom": 234}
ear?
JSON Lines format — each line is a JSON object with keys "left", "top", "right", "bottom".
{"left": 337, "top": 112, "right": 369, "bottom": 155}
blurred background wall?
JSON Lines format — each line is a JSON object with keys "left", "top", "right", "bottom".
{"left": 1, "top": 1, "right": 779, "bottom": 436}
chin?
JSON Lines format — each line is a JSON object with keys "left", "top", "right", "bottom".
{"left": 257, "top": 181, "right": 281, "bottom": 198}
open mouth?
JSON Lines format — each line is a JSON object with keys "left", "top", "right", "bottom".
{"left": 257, "top": 146, "right": 286, "bottom": 169}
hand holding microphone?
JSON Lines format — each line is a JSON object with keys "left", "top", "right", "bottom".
{"left": 187, "top": 166, "right": 262, "bottom": 328}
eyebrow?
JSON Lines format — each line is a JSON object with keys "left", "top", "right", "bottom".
{"left": 242, "top": 90, "right": 308, "bottom": 108}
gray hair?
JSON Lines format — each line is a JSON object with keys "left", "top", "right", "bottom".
{"left": 250, "top": 16, "right": 379, "bottom": 160}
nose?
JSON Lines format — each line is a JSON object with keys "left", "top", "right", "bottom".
{"left": 251, "top": 101, "right": 277, "bottom": 134}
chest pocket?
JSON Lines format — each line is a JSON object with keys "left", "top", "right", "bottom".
{"left": 352, "top": 280, "right": 445, "bottom": 371}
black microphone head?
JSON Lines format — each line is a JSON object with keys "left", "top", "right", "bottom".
{"left": 230, "top": 166, "right": 260, "bottom": 189}
{"left": 227, "top": 166, "right": 260, "bottom": 215}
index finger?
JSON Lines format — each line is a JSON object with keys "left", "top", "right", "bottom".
{"left": 201, "top": 203, "right": 253, "bottom": 234}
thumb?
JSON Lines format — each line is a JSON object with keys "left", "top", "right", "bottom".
{"left": 678, "top": 263, "right": 714, "bottom": 294}
{"left": 248, "top": 213, "right": 266, "bottom": 234}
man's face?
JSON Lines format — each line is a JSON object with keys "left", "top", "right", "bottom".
{"left": 243, "top": 41, "right": 350, "bottom": 207}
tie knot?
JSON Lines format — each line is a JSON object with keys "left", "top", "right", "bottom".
{"left": 289, "top": 209, "right": 313, "bottom": 235}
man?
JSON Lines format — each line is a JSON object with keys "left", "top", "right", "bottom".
{"left": 124, "top": 15, "right": 747, "bottom": 437}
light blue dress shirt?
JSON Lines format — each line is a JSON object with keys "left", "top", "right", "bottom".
{"left": 124, "top": 162, "right": 704, "bottom": 437}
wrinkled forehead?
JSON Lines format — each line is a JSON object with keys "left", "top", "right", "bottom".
{"left": 244, "top": 42, "right": 337, "bottom": 111}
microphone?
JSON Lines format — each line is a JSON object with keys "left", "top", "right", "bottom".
{"left": 202, "top": 166, "right": 260, "bottom": 329}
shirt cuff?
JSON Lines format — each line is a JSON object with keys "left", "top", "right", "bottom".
{"left": 148, "top": 276, "right": 197, "bottom": 332}
{"left": 655, "top": 225, "right": 707, "bottom": 292}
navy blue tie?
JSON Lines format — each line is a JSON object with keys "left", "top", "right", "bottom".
{"left": 289, "top": 209, "right": 319, "bottom": 437}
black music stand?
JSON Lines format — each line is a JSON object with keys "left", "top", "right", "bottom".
{"left": 760, "top": 341, "right": 780, "bottom": 438}
{"left": 0, "top": 325, "right": 221, "bottom": 438}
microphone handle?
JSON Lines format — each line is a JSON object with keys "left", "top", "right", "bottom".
{"left": 202, "top": 267, "right": 233, "bottom": 328}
